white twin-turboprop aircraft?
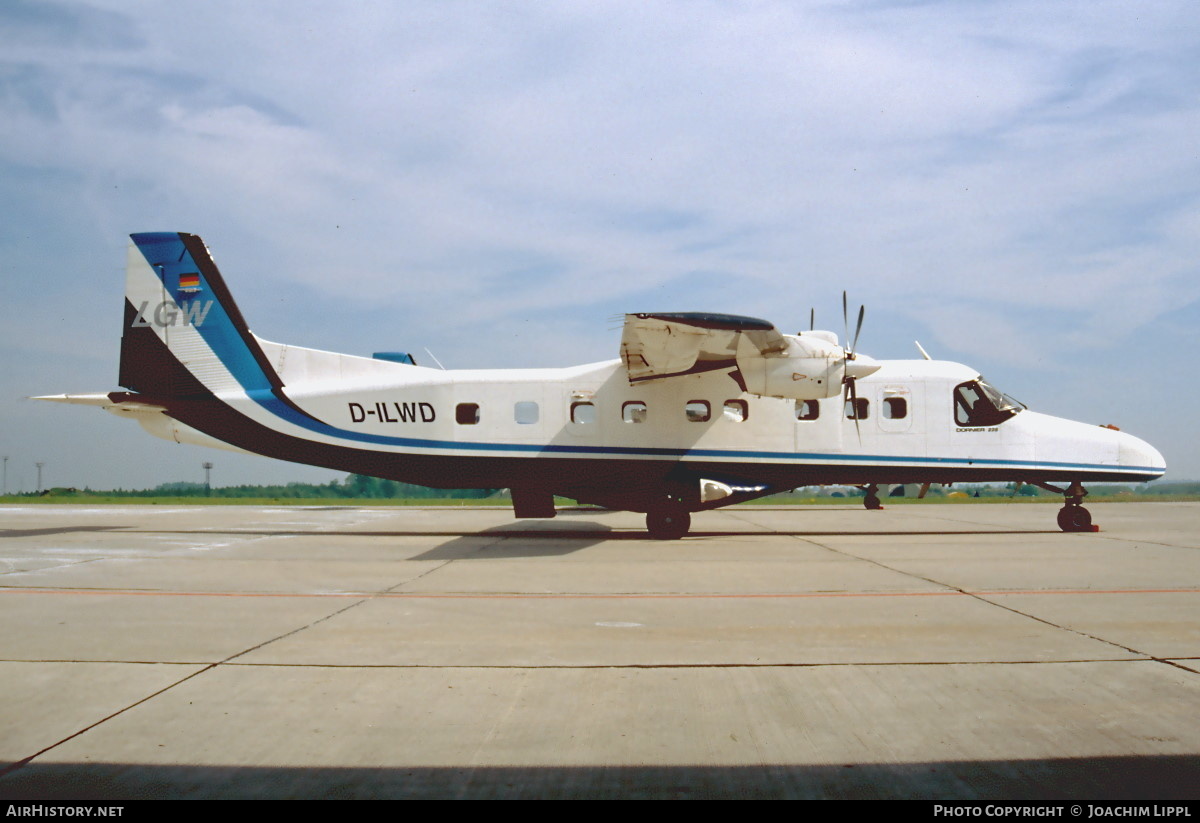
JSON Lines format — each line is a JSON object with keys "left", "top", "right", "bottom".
{"left": 39, "top": 232, "right": 1165, "bottom": 538}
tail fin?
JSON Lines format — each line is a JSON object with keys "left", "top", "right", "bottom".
{"left": 120, "top": 232, "right": 282, "bottom": 398}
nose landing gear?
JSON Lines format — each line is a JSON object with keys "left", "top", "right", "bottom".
{"left": 860, "top": 483, "right": 884, "bottom": 510}
{"left": 1025, "top": 481, "right": 1098, "bottom": 531}
{"left": 1042, "top": 480, "right": 1098, "bottom": 532}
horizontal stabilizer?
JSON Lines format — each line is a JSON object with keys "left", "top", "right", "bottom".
{"left": 33, "top": 392, "right": 167, "bottom": 414}
{"left": 31, "top": 393, "right": 116, "bottom": 406}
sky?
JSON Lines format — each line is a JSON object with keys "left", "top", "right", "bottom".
{"left": 1, "top": 0, "right": 1198, "bottom": 492}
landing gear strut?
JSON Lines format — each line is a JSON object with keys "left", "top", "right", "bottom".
{"left": 1028, "top": 480, "right": 1098, "bottom": 532}
{"left": 862, "top": 483, "right": 883, "bottom": 510}
{"left": 1056, "top": 481, "right": 1096, "bottom": 532}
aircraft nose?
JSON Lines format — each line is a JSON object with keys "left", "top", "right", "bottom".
{"left": 1117, "top": 431, "right": 1166, "bottom": 475}
{"left": 846, "top": 353, "right": 880, "bottom": 381}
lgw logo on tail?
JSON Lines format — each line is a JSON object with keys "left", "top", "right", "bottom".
{"left": 131, "top": 300, "right": 215, "bottom": 328}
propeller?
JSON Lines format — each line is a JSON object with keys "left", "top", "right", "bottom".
{"left": 798, "top": 308, "right": 815, "bottom": 336}
{"left": 841, "top": 291, "right": 867, "bottom": 442}
{"left": 842, "top": 291, "right": 865, "bottom": 353}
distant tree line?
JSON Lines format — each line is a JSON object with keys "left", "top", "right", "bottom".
{"left": 25, "top": 474, "right": 499, "bottom": 500}
{"left": 11, "top": 477, "right": 1195, "bottom": 501}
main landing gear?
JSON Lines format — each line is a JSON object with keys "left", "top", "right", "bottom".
{"left": 1056, "top": 481, "right": 1097, "bottom": 532}
{"left": 861, "top": 483, "right": 884, "bottom": 510}
{"left": 644, "top": 481, "right": 698, "bottom": 540}
{"left": 646, "top": 507, "right": 691, "bottom": 540}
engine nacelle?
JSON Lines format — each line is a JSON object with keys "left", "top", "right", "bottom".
{"left": 737, "top": 333, "right": 877, "bottom": 401}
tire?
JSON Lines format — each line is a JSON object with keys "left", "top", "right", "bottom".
{"left": 1057, "top": 505, "right": 1093, "bottom": 532}
{"left": 646, "top": 508, "right": 691, "bottom": 540}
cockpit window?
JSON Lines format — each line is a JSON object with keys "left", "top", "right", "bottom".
{"left": 954, "top": 378, "right": 1023, "bottom": 427}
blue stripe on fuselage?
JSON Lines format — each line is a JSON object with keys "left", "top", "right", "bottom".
{"left": 236, "top": 390, "right": 1163, "bottom": 478}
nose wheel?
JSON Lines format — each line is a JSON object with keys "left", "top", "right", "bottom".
{"left": 1057, "top": 503, "right": 1094, "bottom": 532}
{"left": 1055, "top": 481, "right": 1098, "bottom": 532}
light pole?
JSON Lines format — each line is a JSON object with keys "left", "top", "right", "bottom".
{"left": 2, "top": 455, "right": 7, "bottom": 496}
{"left": 203, "top": 462, "right": 213, "bottom": 496}
{"left": 35, "top": 462, "right": 44, "bottom": 494}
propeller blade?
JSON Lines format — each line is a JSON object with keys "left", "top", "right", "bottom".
{"left": 837, "top": 291, "right": 867, "bottom": 443}
{"left": 810, "top": 308, "right": 815, "bottom": 332}
{"left": 848, "top": 372, "right": 861, "bottom": 443}
{"left": 842, "top": 291, "right": 849, "bottom": 348}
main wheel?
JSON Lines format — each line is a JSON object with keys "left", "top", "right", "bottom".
{"left": 1057, "top": 505, "right": 1093, "bottom": 532}
{"left": 864, "top": 492, "right": 883, "bottom": 510}
{"left": 646, "top": 508, "right": 691, "bottom": 540}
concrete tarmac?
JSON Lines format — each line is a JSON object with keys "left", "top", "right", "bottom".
{"left": 0, "top": 501, "right": 1197, "bottom": 799}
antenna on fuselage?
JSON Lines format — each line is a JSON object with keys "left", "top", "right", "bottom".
{"left": 914, "top": 340, "right": 932, "bottom": 361}
{"left": 424, "top": 348, "right": 447, "bottom": 370}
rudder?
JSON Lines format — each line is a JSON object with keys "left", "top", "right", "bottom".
{"left": 120, "top": 232, "right": 281, "bottom": 398}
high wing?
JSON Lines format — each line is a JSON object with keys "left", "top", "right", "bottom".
{"left": 619, "top": 312, "right": 789, "bottom": 383}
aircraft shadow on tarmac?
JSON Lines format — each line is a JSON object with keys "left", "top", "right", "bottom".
{"left": 1, "top": 756, "right": 1197, "bottom": 800}
{"left": 411, "top": 523, "right": 1059, "bottom": 560}
{"left": 117, "top": 520, "right": 1056, "bottom": 561}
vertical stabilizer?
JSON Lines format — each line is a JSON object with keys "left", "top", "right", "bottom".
{"left": 120, "top": 232, "right": 281, "bottom": 398}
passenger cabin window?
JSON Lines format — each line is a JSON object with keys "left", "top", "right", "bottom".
{"left": 514, "top": 401, "right": 539, "bottom": 425}
{"left": 954, "top": 379, "right": 1022, "bottom": 427}
{"left": 622, "top": 401, "right": 647, "bottom": 423}
{"left": 685, "top": 400, "right": 711, "bottom": 422}
{"left": 883, "top": 397, "right": 907, "bottom": 420}
{"left": 570, "top": 401, "right": 596, "bottom": 424}
{"left": 845, "top": 397, "right": 869, "bottom": 420}
{"left": 723, "top": 400, "right": 748, "bottom": 422}
{"left": 795, "top": 399, "right": 819, "bottom": 421}
{"left": 456, "top": 403, "right": 480, "bottom": 425}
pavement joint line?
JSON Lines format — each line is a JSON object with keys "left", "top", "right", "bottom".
{"left": 31, "top": 526, "right": 1076, "bottom": 538}
{"left": 841, "top": 507, "right": 1197, "bottom": 552}
{"left": 0, "top": 657, "right": 1176, "bottom": 669}
{"left": 0, "top": 570, "right": 395, "bottom": 782}
{"left": 1, "top": 586, "right": 1198, "bottom": 598}
{"left": 0, "top": 524, "right": 511, "bottom": 783}
{"left": 0, "top": 662, "right": 217, "bottom": 781}
{"left": 716, "top": 507, "right": 1053, "bottom": 538}
{"left": 792, "top": 533, "right": 1198, "bottom": 678}
{"left": 971, "top": 593, "right": 1199, "bottom": 668}
{"left": 392, "top": 533, "right": 510, "bottom": 592}
{"left": 0, "top": 592, "right": 377, "bottom": 782}
{"left": 967, "top": 593, "right": 1200, "bottom": 679}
